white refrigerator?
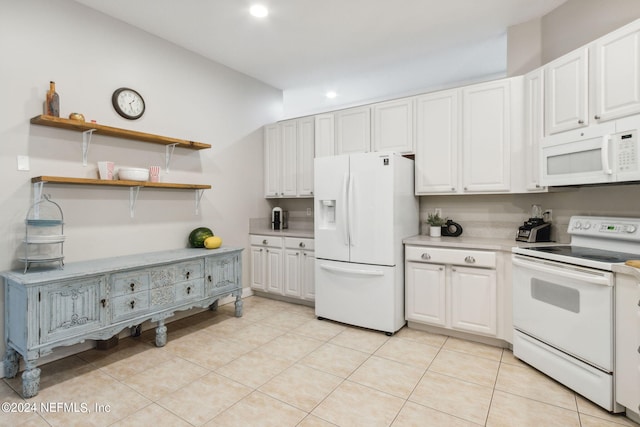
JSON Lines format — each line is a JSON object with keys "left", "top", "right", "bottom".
{"left": 314, "top": 152, "right": 418, "bottom": 334}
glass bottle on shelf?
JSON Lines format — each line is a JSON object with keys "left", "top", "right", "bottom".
{"left": 44, "top": 81, "right": 60, "bottom": 117}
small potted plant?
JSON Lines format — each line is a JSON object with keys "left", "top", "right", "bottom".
{"left": 427, "top": 212, "right": 446, "bottom": 237}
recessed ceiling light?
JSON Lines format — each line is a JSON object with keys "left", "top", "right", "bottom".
{"left": 326, "top": 91, "right": 337, "bottom": 99}
{"left": 250, "top": 4, "right": 268, "bottom": 18}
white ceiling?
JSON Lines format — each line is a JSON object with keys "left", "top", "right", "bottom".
{"left": 73, "top": 0, "right": 566, "bottom": 116}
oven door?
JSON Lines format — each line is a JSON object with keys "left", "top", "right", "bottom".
{"left": 512, "top": 254, "right": 614, "bottom": 371}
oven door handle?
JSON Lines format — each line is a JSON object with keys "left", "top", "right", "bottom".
{"left": 512, "top": 256, "right": 613, "bottom": 287}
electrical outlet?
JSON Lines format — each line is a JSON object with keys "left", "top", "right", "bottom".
{"left": 306, "top": 208, "right": 312, "bottom": 216}
{"left": 545, "top": 209, "right": 553, "bottom": 222}
{"left": 434, "top": 208, "right": 442, "bottom": 217}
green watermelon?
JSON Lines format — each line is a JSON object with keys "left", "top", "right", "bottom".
{"left": 189, "top": 227, "right": 214, "bottom": 248}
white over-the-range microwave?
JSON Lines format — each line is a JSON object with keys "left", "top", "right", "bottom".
{"left": 541, "top": 115, "right": 640, "bottom": 186}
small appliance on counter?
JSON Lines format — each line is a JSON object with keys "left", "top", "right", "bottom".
{"left": 271, "top": 207, "right": 288, "bottom": 230}
{"left": 516, "top": 204, "right": 551, "bottom": 242}
{"left": 441, "top": 219, "right": 463, "bottom": 237}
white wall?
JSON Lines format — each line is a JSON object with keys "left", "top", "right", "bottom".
{"left": 0, "top": 0, "right": 281, "bottom": 361}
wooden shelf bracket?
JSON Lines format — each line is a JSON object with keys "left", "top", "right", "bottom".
{"left": 82, "top": 129, "right": 96, "bottom": 166}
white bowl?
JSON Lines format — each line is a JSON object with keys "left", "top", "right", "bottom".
{"left": 118, "top": 167, "right": 149, "bottom": 181}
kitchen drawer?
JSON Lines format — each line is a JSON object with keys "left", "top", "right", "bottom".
{"left": 250, "top": 235, "right": 283, "bottom": 247}
{"left": 284, "top": 237, "right": 314, "bottom": 251}
{"left": 111, "top": 271, "right": 150, "bottom": 297}
{"left": 405, "top": 246, "right": 496, "bottom": 268}
{"left": 111, "top": 292, "right": 150, "bottom": 321}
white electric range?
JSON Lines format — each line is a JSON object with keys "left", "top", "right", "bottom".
{"left": 512, "top": 215, "right": 640, "bottom": 412}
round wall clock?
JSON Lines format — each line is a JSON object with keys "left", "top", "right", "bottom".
{"left": 112, "top": 87, "right": 145, "bottom": 120}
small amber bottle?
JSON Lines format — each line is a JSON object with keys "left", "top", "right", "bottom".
{"left": 45, "top": 81, "right": 59, "bottom": 117}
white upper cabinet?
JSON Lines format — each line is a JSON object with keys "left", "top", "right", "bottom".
{"left": 264, "top": 124, "right": 280, "bottom": 197}
{"left": 372, "top": 97, "right": 415, "bottom": 154}
{"left": 335, "top": 106, "right": 371, "bottom": 154}
{"left": 280, "top": 119, "right": 298, "bottom": 197}
{"left": 297, "top": 116, "right": 315, "bottom": 196}
{"left": 415, "top": 89, "right": 459, "bottom": 194}
{"left": 591, "top": 19, "right": 640, "bottom": 123}
{"left": 314, "top": 113, "right": 335, "bottom": 158}
{"left": 545, "top": 19, "right": 640, "bottom": 136}
{"left": 544, "top": 47, "right": 589, "bottom": 135}
{"left": 264, "top": 116, "right": 315, "bottom": 198}
{"left": 522, "top": 69, "right": 546, "bottom": 192}
{"left": 462, "top": 79, "right": 512, "bottom": 193}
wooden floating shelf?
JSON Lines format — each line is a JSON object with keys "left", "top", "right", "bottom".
{"left": 32, "top": 176, "right": 211, "bottom": 190}
{"left": 30, "top": 115, "right": 211, "bottom": 150}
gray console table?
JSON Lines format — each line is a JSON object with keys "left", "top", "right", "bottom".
{"left": 2, "top": 247, "right": 243, "bottom": 398}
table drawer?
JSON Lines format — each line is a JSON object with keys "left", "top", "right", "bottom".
{"left": 111, "top": 292, "right": 150, "bottom": 321}
{"left": 176, "top": 260, "right": 204, "bottom": 281}
{"left": 111, "top": 271, "right": 150, "bottom": 297}
{"left": 175, "top": 280, "right": 204, "bottom": 302}
{"left": 405, "top": 246, "right": 496, "bottom": 268}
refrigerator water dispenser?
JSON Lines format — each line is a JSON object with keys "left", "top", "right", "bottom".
{"left": 318, "top": 200, "right": 336, "bottom": 229}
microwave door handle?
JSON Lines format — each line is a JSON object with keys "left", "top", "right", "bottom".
{"left": 602, "top": 134, "right": 613, "bottom": 175}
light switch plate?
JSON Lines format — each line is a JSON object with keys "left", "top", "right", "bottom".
{"left": 17, "top": 155, "right": 30, "bottom": 171}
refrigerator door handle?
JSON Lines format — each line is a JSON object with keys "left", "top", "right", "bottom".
{"left": 342, "top": 173, "right": 350, "bottom": 246}
{"left": 319, "top": 263, "right": 385, "bottom": 276}
{"left": 348, "top": 173, "right": 355, "bottom": 247}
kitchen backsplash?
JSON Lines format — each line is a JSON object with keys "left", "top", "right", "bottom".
{"left": 260, "top": 183, "right": 640, "bottom": 243}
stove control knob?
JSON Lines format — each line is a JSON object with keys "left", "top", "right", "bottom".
{"left": 583, "top": 222, "right": 591, "bottom": 230}
{"left": 626, "top": 225, "right": 637, "bottom": 233}
{"left": 574, "top": 221, "right": 582, "bottom": 230}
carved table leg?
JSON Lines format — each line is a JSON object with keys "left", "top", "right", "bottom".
{"left": 209, "top": 299, "right": 219, "bottom": 311}
{"left": 234, "top": 293, "right": 243, "bottom": 317}
{"left": 155, "top": 320, "right": 167, "bottom": 347}
{"left": 22, "top": 361, "right": 41, "bottom": 398}
{"left": 3, "top": 348, "right": 19, "bottom": 378}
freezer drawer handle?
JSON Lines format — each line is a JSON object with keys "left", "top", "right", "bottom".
{"left": 320, "top": 264, "right": 384, "bottom": 276}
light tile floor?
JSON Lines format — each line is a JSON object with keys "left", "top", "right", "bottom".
{"left": 2, "top": 296, "right": 639, "bottom": 427}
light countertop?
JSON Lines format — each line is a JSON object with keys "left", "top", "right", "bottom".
{"left": 250, "top": 228, "right": 314, "bottom": 239}
{"left": 403, "top": 235, "right": 563, "bottom": 252}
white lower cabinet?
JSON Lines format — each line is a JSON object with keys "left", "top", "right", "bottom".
{"left": 615, "top": 271, "right": 640, "bottom": 416}
{"left": 405, "top": 245, "right": 498, "bottom": 338}
{"left": 251, "top": 234, "right": 314, "bottom": 302}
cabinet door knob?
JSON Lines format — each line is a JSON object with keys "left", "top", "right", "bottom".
{"left": 208, "top": 275, "right": 212, "bottom": 282}
{"left": 465, "top": 256, "right": 476, "bottom": 263}
{"left": 594, "top": 115, "right": 601, "bottom": 120}
{"left": 101, "top": 299, "right": 106, "bottom": 308}
{"left": 187, "top": 286, "right": 191, "bottom": 294}
{"left": 299, "top": 242, "right": 305, "bottom": 248}
{"left": 421, "top": 253, "right": 431, "bottom": 260}
{"left": 186, "top": 271, "right": 190, "bottom": 279}
{"left": 578, "top": 119, "right": 584, "bottom": 124}
{"left": 130, "top": 300, "right": 136, "bottom": 309}
{"left": 130, "top": 283, "right": 135, "bottom": 291}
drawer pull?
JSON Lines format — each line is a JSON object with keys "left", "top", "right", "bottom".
{"left": 130, "top": 300, "right": 135, "bottom": 309}
{"left": 263, "top": 239, "right": 268, "bottom": 245}
{"left": 465, "top": 256, "right": 476, "bottom": 264}
{"left": 187, "top": 286, "right": 191, "bottom": 295}
{"left": 299, "top": 242, "right": 305, "bottom": 248}
{"left": 186, "top": 271, "right": 190, "bottom": 279}
{"left": 130, "top": 283, "right": 135, "bottom": 291}
{"left": 421, "top": 253, "right": 431, "bottom": 260}
{"left": 101, "top": 299, "right": 106, "bottom": 308}
{"left": 208, "top": 275, "right": 212, "bottom": 282}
